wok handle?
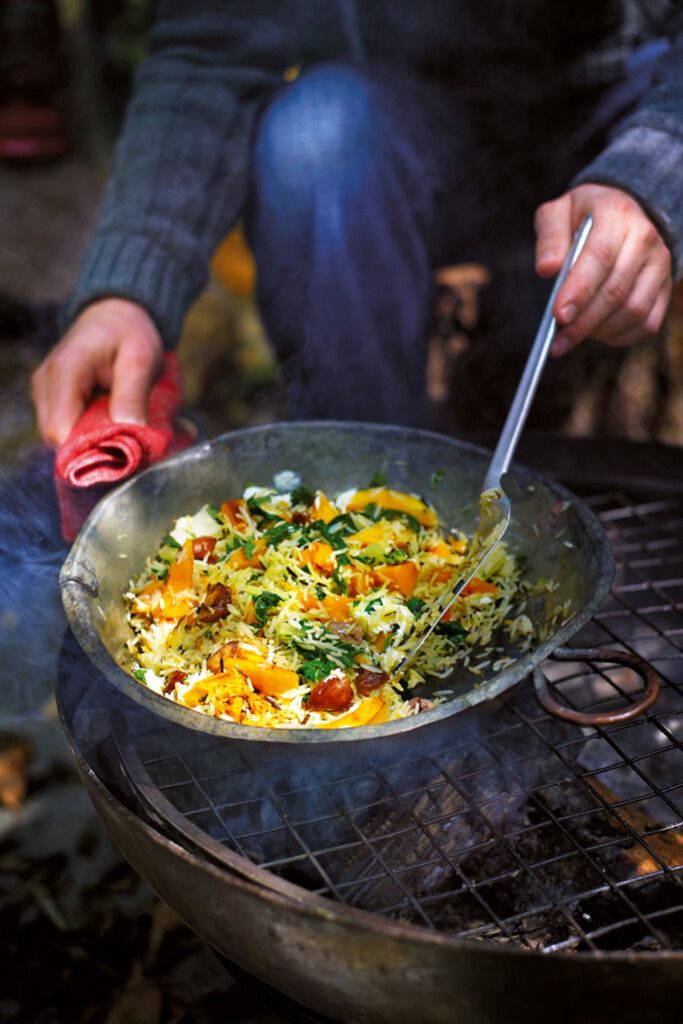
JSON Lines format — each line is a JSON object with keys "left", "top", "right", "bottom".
{"left": 533, "top": 646, "right": 660, "bottom": 726}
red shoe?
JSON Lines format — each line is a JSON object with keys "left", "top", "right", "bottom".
{"left": 0, "top": 0, "right": 71, "bottom": 162}
{"left": 0, "top": 98, "right": 70, "bottom": 159}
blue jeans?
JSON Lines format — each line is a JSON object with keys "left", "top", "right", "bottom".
{"left": 246, "top": 62, "right": 504, "bottom": 428}
{"left": 245, "top": 60, "right": 645, "bottom": 432}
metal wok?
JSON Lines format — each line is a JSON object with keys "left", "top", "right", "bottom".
{"left": 60, "top": 421, "right": 630, "bottom": 747}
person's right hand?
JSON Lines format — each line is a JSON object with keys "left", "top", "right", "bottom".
{"left": 31, "top": 297, "right": 164, "bottom": 447}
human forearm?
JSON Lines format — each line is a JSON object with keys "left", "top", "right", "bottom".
{"left": 64, "top": 0, "right": 296, "bottom": 345}
{"left": 570, "top": 33, "right": 683, "bottom": 279}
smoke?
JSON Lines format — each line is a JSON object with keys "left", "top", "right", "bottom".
{"left": 0, "top": 295, "right": 67, "bottom": 725}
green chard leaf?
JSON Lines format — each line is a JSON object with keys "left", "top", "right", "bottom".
{"left": 263, "top": 520, "right": 299, "bottom": 545}
{"left": 290, "top": 484, "right": 316, "bottom": 507}
{"left": 435, "top": 621, "right": 468, "bottom": 644}
{"left": 241, "top": 537, "right": 256, "bottom": 560}
{"left": 362, "top": 503, "right": 421, "bottom": 535}
{"left": 331, "top": 565, "right": 348, "bottom": 594}
{"left": 246, "top": 496, "right": 282, "bottom": 523}
{"left": 253, "top": 591, "right": 283, "bottom": 625}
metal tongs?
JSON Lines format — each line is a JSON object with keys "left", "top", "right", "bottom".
{"left": 391, "top": 215, "right": 594, "bottom": 685}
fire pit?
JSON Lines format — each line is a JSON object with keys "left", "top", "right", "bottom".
{"left": 57, "top": 437, "right": 683, "bottom": 1024}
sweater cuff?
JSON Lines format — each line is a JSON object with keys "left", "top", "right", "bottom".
{"left": 572, "top": 125, "right": 683, "bottom": 280}
{"left": 61, "top": 230, "right": 207, "bottom": 347}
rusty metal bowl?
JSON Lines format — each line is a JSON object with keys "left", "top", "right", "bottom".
{"left": 59, "top": 422, "right": 616, "bottom": 745}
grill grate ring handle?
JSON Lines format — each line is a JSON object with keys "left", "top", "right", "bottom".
{"left": 533, "top": 646, "right": 660, "bottom": 726}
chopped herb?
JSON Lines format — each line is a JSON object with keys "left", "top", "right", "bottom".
{"left": 155, "top": 569, "right": 168, "bottom": 581}
{"left": 315, "top": 583, "right": 326, "bottom": 600}
{"left": 246, "top": 496, "right": 281, "bottom": 523}
{"left": 134, "top": 669, "right": 147, "bottom": 681}
{"left": 241, "top": 538, "right": 256, "bottom": 560}
{"left": 298, "top": 659, "right": 333, "bottom": 684}
{"left": 331, "top": 565, "right": 348, "bottom": 594}
{"left": 206, "top": 505, "right": 222, "bottom": 522}
{"left": 385, "top": 549, "right": 408, "bottom": 564}
{"left": 435, "top": 621, "right": 468, "bottom": 644}
{"left": 431, "top": 468, "right": 445, "bottom": 488}
{"left": 365, "top": 596, "right": 383, "bottom": 612}
{"left": 253, "top": 591, "right": 283, "bottom": 625}
{"left": 407, "top": 596, "right": 425, "bottom": 615}
{"left": 369, "top": 471, "right": 387, "bottom": 486}
{"left": 290, "top": 484, "right": 315, "bottom": 507}
{"left": 264, "top": 520, "right": 299, "bottom": 545}
{"left": 288, "top": 631, "right": 358, "bottom": 679}
{"left": 307, "top": 519, "right": 342, "bottom": 548}
{"left": 362, "top": 502, "right": 421, "bottom": 535}
{"left": 162, "top": 534, "right": 181, "bottom": 549}
{"left": 203, "top": 630, "right": 213, "bottom": 639}
{"left": 326, "top": 513, "right": 358, "bottom": 539}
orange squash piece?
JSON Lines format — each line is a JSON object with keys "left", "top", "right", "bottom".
{"left": 347, "top": 569, "right": 375, "bottom": 597}
{"left": 297, "top": 590, "right": 321, "bottom": 612}
{"left": 299, "top": 541, "right": 336, "bottom": 574}
{"left": 374, "top": 561, "right": 419, "bottom": 599}
{"left": 138, "top": 540, "right": 197, "bottom": 620}
{"left": 228, "top": 659, "right": 300, "bottom": 696}
{"left": 368, "top": 703, "right": 390, "bottom": 724}
{"left": 227, "top": 539, "right": 266, "bottom": 570}
{"left": 427, "top": 538, "right": 456, "bottom": 561}
{"left": 221, "top": 498, "right": 249, "bottom": 532}
{"left": 461, "top": 577, "right": 499, "bottom": 598}
{"left": 316, "top": 695, "right": 386, "bottom": 729}
{"left": 345, "top": 487, "right": 437, "bottom": 527}
{"left": 321, "top": 594, "right": 352, "bottom": 621}
{"left": 347, "top": 522, "right": 390, "bottom": 547}
{"left": 166, "top": 539, "right": 194, "bottom": 594}
{"left": 428, "top": 565, "right": 457, "bottom": 586}
{"left": 312, "top": 491, "right": 339, "bottom": 524}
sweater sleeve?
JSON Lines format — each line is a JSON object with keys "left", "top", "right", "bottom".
{"left": 63, "top": 0, "right": 299, "bottom": 345}
{"left": 571, "top": 28, "right": 683, "bottom": 279}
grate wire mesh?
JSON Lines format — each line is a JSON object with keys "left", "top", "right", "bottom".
{"left": 116, "top": 486, "right": 683, "bottom": 953}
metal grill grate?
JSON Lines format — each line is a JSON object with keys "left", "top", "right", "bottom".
{"left": 114, "top": 485, "right": 683, "bottom": 954}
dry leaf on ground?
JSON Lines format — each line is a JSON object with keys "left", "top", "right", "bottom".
{"left": 0, "top": 739, "right": 32, "bottom": 809}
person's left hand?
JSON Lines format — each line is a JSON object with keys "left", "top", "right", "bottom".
{"left": 534, "top": 183, "right": 673, "bottom": 356}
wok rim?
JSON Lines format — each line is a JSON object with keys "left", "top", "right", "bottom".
{"left": 60, "top": 421, "right": 616, "bottom": 745}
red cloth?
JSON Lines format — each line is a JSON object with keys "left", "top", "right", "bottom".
{"left": 55, "top": 352, "right": 194, "bottom": 542}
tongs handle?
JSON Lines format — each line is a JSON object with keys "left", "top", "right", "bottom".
{"left": 483, "top": 214, "right": 593, "bottom": 492}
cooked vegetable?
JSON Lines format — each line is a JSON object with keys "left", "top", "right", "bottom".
{"left": 123, "top": 479, "right": 546, "bottom": 729}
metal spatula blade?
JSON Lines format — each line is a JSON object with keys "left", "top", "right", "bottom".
{"left": 391, "top": 215, "right": 593, "bottom": 685}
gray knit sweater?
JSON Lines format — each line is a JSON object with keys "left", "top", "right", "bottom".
{"left": 65, "top": 0, "right": 683, "bottom": 346}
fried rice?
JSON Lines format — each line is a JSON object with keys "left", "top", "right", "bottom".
{"left": 122, "top": 477, "right": 560, "bottom": 729}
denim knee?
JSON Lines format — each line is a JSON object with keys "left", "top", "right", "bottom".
{"left": 252, "top": 64, "right": 385, "bottom": 216}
